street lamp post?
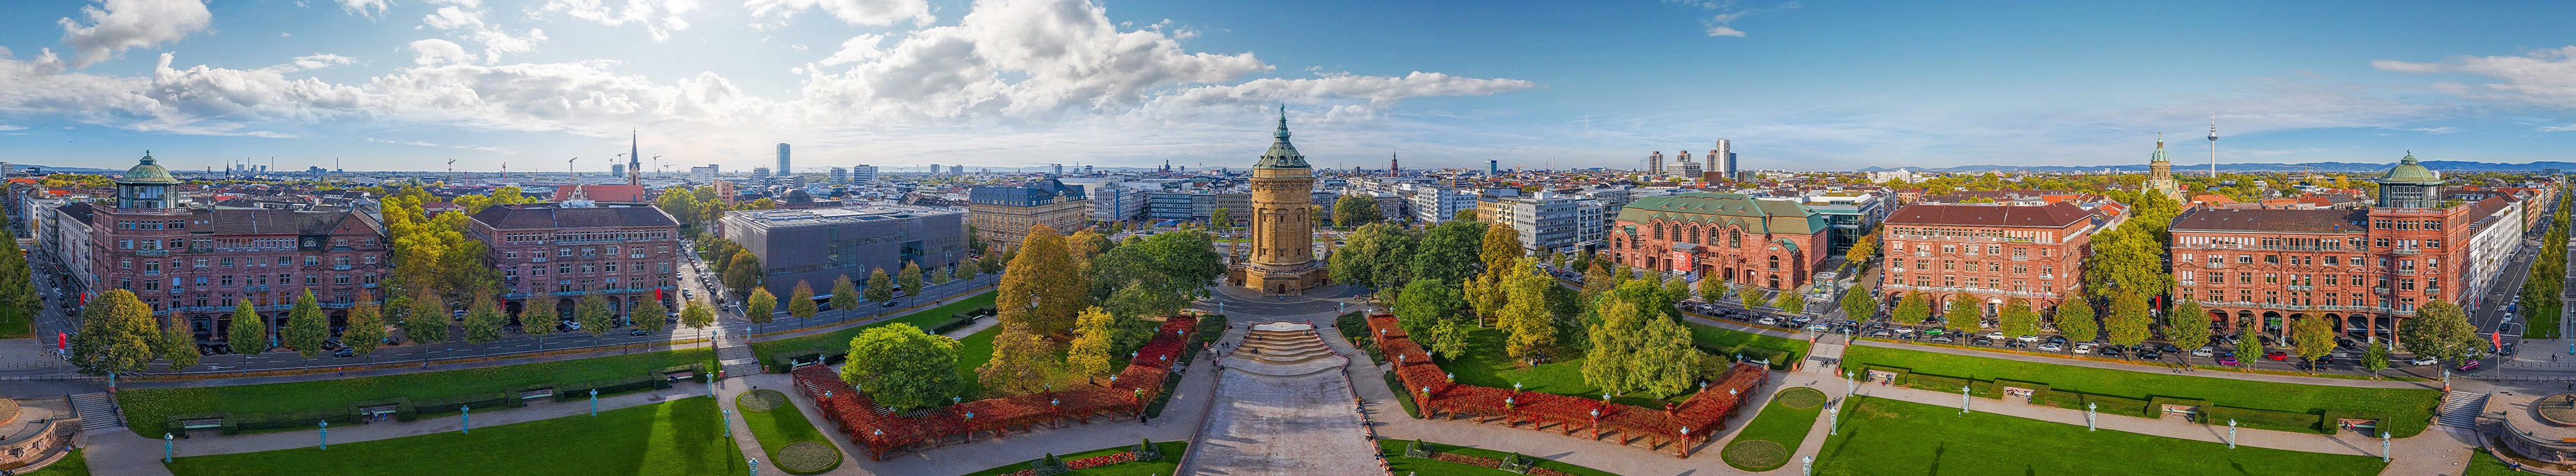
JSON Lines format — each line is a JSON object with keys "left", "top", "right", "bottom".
{"left": 722, "top": 408, "right": 732, "bottom": 437}
{"left": 2227, "top": 419, "right": 2237, "bottom": 449}
{"left": 2086, "top": 402, "right": 2096, "bottom": 432}
{"left": 462, "top": 405, "right": 471, "bottom": 434}
{"left": 164, "top": 433, "right": 173, "bottom": 463}
{"left": 590, "top": 389, "right": 600, "bottom": 416}
{"left": 319, "top": 420, "right": 329, "bottom": 450}
{"left": 1959, "top": 385, "right": 1971, "bottom": 415}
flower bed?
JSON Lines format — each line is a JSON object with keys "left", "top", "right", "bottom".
{"left": 795, "top": 316, "right": 1199, "bottom": 460}
{"left": 1427, "top": 452, "right": 1583, "bottom": 476}
{"left": 991, "top": 450, "right": 1146, "bottom": 476}
{"left": 1366, "top": 313, "right": 1768, "bottom": 457}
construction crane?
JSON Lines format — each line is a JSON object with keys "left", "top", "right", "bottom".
{"left": 567, "top": 156, "right": 579, "bottom": 179}
{"left": 445, "top": 158, "right": 456, "bottom": 184}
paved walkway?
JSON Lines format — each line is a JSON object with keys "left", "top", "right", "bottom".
{"left": 1179, "top": 324, "right": 1381, "bottom": 476}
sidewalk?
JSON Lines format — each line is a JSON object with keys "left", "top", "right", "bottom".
{"left": 82, "top": 380, "right": 720, "bottom": 476}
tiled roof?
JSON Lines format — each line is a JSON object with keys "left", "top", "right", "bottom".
{"left": 1883, "top": 202, "right": 2097, "bottom": 229}
{"left": 1614, "top": 192, "right": 1825, "bottom": 235}
{"left": 195, "top": 208, "right": 371, "bottom": 235}
{"left": 2169, "top": 208, "right": 2366, "bottom": 233}
{"left": 470, "top": 203, "right": 677, "bottom": 230}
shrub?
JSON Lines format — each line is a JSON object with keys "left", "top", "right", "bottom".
{"left": 2206, "top": 406, "right": 2325, "bottom": 434}
{"left": 774, "top": 442, "right": 843, "bottom": 475}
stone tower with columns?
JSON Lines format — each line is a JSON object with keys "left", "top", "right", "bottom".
{"left": 1234, "top": 106, "right": 1328, "bottom": 294}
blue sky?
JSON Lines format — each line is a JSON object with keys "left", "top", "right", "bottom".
{"left": 3, "top": 0, "right": 2575, "bottom": 173}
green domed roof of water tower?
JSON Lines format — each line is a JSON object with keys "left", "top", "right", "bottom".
{"left": 1254, "top": 105, "right": 1310, "bottom": 169}
{"left": 2374, "top": 151, "right": 2442, "bottom": 185}
{"left": 119, "top": 151, "right": 183, "bottom": 185}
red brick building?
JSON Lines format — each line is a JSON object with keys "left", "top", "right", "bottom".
{"left": 1609, "top": 192, "right": 1829, "bottom": 291}
{"left": 92, "top": 153, "right": 390, "bottom": 343}
{"left": 1878, "top": 200, "right": 2125, "bottom": 316}
{"left": 466, "top": 202, "right": 681, "bottom": 320}
{"left": 2168, "top": 154, "right": 2476, "bottom": 347}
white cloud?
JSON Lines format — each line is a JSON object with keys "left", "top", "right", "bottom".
{"left": 1682, "top": 1, "right": 1797, "bottom": 39}
{"left": 366, "top": 136, "right": 514, "bottom": 153}
{"left": 269, "top": 53, "right": 357, "bottom": 72}
{"left": 815, "top": 34, "right": 887, "bottom": 66}
{"left": 57, "top": 0, "right": 215, "bottom": 68}
{"left": 2540, "top": 123, "right": 2576, "bottom": 133}
{"left": 1705, "top": 26, "right": 1746, "bottom": 37}
{"left": 334, "top": 0, "right": 391, "bottom": 18}
{"left": 412, "top": 1, "right": 550, "bottom": 64}
{"left": 747, "top": 0, "right": 933, "bottom": 27}
{"left": 2374, "top": 46, "right": 2576, "bottom": 109}
{"left": 0, "top": 125, "right": 26, "bottom": 131}
{"left": 540, "top": 0, "right": 699, "bottom": 42}
{"left": 410, "top": 38, "right": 472, "bottom": 65}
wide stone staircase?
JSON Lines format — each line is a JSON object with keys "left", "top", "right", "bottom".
{"left": 2437, "top": 391, "right": 2488, "bottom": 429}
{"left": 69, "top": 392, "right": 121, "bottom": 431}
{"left": 1227, "top": 322, "right": 1348, "bottom": 376}
{"left": 716, "top": 340, "right": 761, "bottom": 378}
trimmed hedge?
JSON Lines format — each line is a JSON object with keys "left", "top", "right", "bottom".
{"left": 414, "top": 392, "right": 522, "bottom": 417}
{"left": 1383, "top": 370, "right": 1422, "bottom": 419}
{"left": 2206, "top": 406, "right": 2325, "bottom": 434}
{"left": 2321, "top": 409, "right": 2391, "bottom": 436}
{"left": 227, "top": 408, "right": 361, "bottom": 434}
{"left": 554, "top": 374, "right": 665, "bottom": 400}
{"left": 348, "top": 398, "right": 416, "bottom": 422}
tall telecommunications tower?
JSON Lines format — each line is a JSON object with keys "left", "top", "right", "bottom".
{"left": 2206, "top": 118, "right": 2220, "bottom": 177}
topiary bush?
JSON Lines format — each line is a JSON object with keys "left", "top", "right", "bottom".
{"left": 773, "top": 442, "right": 842, "bottom": 475}
{"left": 738, "top": 389, "right": 786, "bottom": 412}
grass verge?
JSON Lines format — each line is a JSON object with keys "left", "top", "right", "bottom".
{"left": 1722, "top": 387, "right": 1825, "bottom": 471}
{"left": 749, "top": 291, "right": 997, "bottom": 367}
{"left": 165, "top": 396, "right": 748, "bottom": 476}
{"left": 1440, "top": 327, "right": 1689, "bottom": 408}
{"left": 1374, "top": 439, "right": 1619, "bottom": 476}
{"left": 955, "top": 442, "right": 1186, "bottom": 476}
{"left": 736, "top": 390, "right": 841, "bottom": 475}
{"left": 1842, "top": 345, "right": 2441, "bottom": 437}
{"left": 1814, "top": 396, "right": 2385, "bottom": 475}
{"left": 119, "top": 347, "right": 712, "bottom": 438}
{"left": 19, "top": 448, "right": 89, "bottom": 476}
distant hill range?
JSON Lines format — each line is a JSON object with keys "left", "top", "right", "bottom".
{"left": 1860, "top": 160, "right": 2576, "bottom": 174}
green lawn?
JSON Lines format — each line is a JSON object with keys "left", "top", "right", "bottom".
{"left": 18, "top": 448, "right": 90, "bottom": 476}
{"left": 1722, "top": 387, "right": 1826, "bottom": 471}
{"left": 749, "top": 291, "right": 997, "bottom": 365}
{"left": 735, "top": 390, "right": 840, "bottom": 474}
{"left": 1439, "top": 327, "right": 1687, "bottom": 408}
{"left": 1685, "top": 322, "right": 1811, "bottom": 365}
{"left": 119, "top": 348, "right": 713, "bottom": 438}
{"left": 1815, "top": 396, "right": 2385, "bottom": 476}
{"left": 0, "top": 307, "right": 31, "bottom": 339}
{"left": 1842, "top": 345, "right": 2443, "bottom": 437}
{"left": 166, "top": 396, "right": 749, "bottom": 476}
{"left": 2467, "top": 453, "right": 2524, "bottom": 476}
{"left": 1373, "top": 440, "right": 1619, "bottom": 476}
{"left": 955, "top": 442, "right": 1186, "bottom": 476}
{"left": 948, "top": 321, "right": 1131, "bottom": 400}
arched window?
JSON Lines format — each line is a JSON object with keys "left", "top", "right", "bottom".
{"left": 1687, "top": 227, "right": 1699, "bottom": 244}
{"left": 1769, "top": 255, "right": 1781, "bottom": 271}
{"left": 1652, "top": 222, "right": 1665, "bottom": 240}
{"left": 1728, "top": 229, "right": 1742, "bottom": 248}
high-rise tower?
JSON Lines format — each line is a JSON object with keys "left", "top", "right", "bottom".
{"left": 1712, "top": 139, "right": 1737, "bottom": 179}
{"left": 2145, "top": 133, "right": 2182, "bottom": 200}
{"left": 1389, "top": 152, "right": 1400, "bottom": 177}
{"left": 775, "top": 143, "right": 792, "bottom": 178}
{"left": 2207, "top": 118, "right": 2219, "bottom": 177}
{"left": 1235, "top": 106, "right": 1327, "bottom": 294}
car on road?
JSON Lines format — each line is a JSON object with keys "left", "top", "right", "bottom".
{"left": 629, "top": 329, "right": 650, "bottom": 336}
{"left": 2329, "top": 351, "right": 2353, "bottom": 360}
{"left": 2137, "top": 348, "right": 2162, "bottom": 359}
{"left": 2456, "top": 360, "right": 2483, "bottom": 372}
{"left": 2218, "top": 355, "right": 2240, "bottom": 365}
{"left": 2098, "top": 346, "right": 2124, "bottom": 357}
{"left": 881, "top": 300, "right": 902, "bottom": 307}
{"left": 2072, "top": 343, "right": 2096, "bottom": 354}
{"left": 2191, "top": 347, "right": 2214, "bottom": 357}
{"left": 332, "top": 348, "right": 355, "bottom": 358}
{"left": 1928, "top": 335, "right": 1954, "bottom": 343}
{"left": 2038, "top": 342, "right": 2063, "bottom": 351}
{"left": 2264, "top": 351, "right": 2288, "bottom": 361}
{"left": 2409, "top": 357, "right": 2439, "bottom": 365}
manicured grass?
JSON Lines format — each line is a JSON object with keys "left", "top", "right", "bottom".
{"left": 19, "top": 448, "right": 90, "bottom": 476}
{"left": 1814, "top": 396, "right": 2385, "bottom": 476}
{"left": 1685, "top": 322, "right": 1811, "bottom": 365}
{"left": 0, "top": 307, "right": 31, "bottom": 339}
{"left": 1842, "top": 345, "right": 2442, "bottom": 437}
{"left": 749, "top": 291, "right": 997, "bottom": 364}
{"left": 735, "top": 390, "right": 841, "bottom": 474}
{"left": 119, "top": 348, "right": 713, "bottom": 438}
{"left": 166, "top": 396, "right": 749, "bottom": 476}
{"left": 1373, "top": 440, "right": 1620, "bottom": 476}
{"left": 2467, "top": 453, "right": 2524, "bottom": 476}
{"left": 1722, "top": 387, "right": 1826, "bottom": 471}
{"left": 955, "top": 442, "right": 1187, "bottom": 476}
{"left": 949, "top": 322, "right": 1133, "bottom": 400}
{"left": 1439, "top": 327, "right": 1687, "bottom": 408}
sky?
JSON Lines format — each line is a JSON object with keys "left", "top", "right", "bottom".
{"left": 4, "top": 0, "right": 2576, "bottom": 173}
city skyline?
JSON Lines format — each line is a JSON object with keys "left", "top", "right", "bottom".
{"left": 3, "top": 1, "right": 2576, "bottom": 173}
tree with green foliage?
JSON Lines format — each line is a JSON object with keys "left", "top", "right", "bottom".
{"left": 2083, "top": 225, "right": 2175, "bottom": 299}
{"left": 2105, "top": 293, "right": 2151, "bottom": 347}
{"left": 1088, "top": 229, "right": 1223, "bottom": 301}
{"left": 403, "top": 289, "right": 447, "bottom": 348}
{"left": 1998, "top": 298, "right": 2038, "bottom": 338}
{"left": 788, "top": 280, "right": 819, "bottom": 320}
{"left": 830, "top": 274, "right": 859, "bottom": 312}
{"left": 2292, "top": 314, "right": 2335, "bottom": 367}
{"left": 2234, "top": 316, "right": 2263, "bottom": 364}
{"left": 680, "top": 299, "right": 716, "bottom": 332}
{"left": 1395, "top": 278, "right": 1467, "bottom": 338}
{"left": 1454, "top": 208, "right": 1478, "bottom": 222}
{"left": 2166, "top": 299, "right": 2211, "bottom": 351}
{"left": 71, "top": 290, "right": 158, "bottom": 375}
{"left": 1629, "top": 310, "right": 1704, "bottom": 398}
{"left": 978, "top": 322, "right": 1060, "bottom": 395}
{"left": 343, "top": 298, "right": 387, "bottom": 355}
{"left": 865, "top": 268, "right": 894, "bottom": 303}
{"left": 0, "top": 212, "right": 37, "bottom": 338}
{"left": 1548, "top": 251, "right": 1567, "bottom": 270}
{"left": 2362, "top": 343, "right": 2391, "bottom": 377}
{"left": 226, "top": 300, "right": 267, "bottom": 355}
{"left": 1891, "top": 293, "right": 1933, "bottom": 326}
{"left": 1600, "top": 279, "right": 1682, "bottom": 322}
{"left": 1210, "top": 207, "right": 1235, "bottom": 235}
{"left": 160, "top": 318, "right": 197, "bottom": 370}
{"left": 464, "top": 295, "right": 504, "bottom": 344}
{"left": 1497, "top": 258, "right": 1555, "bottom": 361}
{"left": 1463, "top": 271, "right": 1504, "bottom": 326}
{"left": 840, "top": 324, "right": 963, "bottom": 411}
{"left": 958, "top": 254, "right": 984, "bottom": 277}
{"left": 633, "top": 297, "right": 669, "bottom": 334}
{"left": 1941, "top": 295, "right": 1979, "bottom": 333}
{"left": 2055, "top": 298, "right": 2098, "bottom": 343}
{"left": 576, "top": 294, "right": 615, "bottom": 336}
{"left": 898, "top": 262, "right": 925, "bottom": 297}
{"left": 1773, "top": 291, "right": 1807, "bottom": 315}
{"left": 1066, "top": 307, "right": 1117, "bottom": 384}
{"left": 1701, "top": 276, "right": 1731, "bottom": 305}
{"left": 285, "top": 291, "right": 329, "bottom": 357}
{"left": 1480, "top": 224, "right": 1523, "bottom": 275}
{"left": 1846, "top": 235, "right": 1877, "bottom": 266}
{"left": 723, "top": 251, "right": 763, "bottom": 299}
{"left": 1840, "top": 287, "right": 1878, "bottom": 321}
{"left": 1102, "top": 280, "right": 1179, "bottom": 355}
{"left": 519, "top": 300, "right": 560, "bottom": 345}
{"left": 747, "top": 288, "right": 777, "bottom": 326}
{"left": 1583, "top": 300, "right": 1645, "bottom": 396}
{"left": 1410, "top": 220, "right": 1488, "bottom": 286}
{"left": 1427, "top": 319, "right": 1474, "bottom": 360}
{"left": 2399, "top": 301, "right": 2478, "bottom": 363}
{"left": 1333, "top": 194, "right": 1382, "bottom": 229}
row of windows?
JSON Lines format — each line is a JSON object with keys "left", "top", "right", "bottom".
{"left": 119, "top": 272, "right": 377, "bottom": 292}
{"left": 116, "top": 220, "right": 185, "bottom": 231}
{"left": 1889, "top": 241, "right": 2054, "bottom": 260}
{"left": 504, "top": 230, "right": 674, "bottom": 245}
{"left": 1888, "top": 258, "right": 2055, "bottom": 276}
{"left": 1640, "top": 221, "right": 1750, "bottom": 249}
{"left": 2179, "top": 289, "right": 2422, "bottom": 313}
{"left": 1895, "top": 275, "right": 2056, "bottom": 294}
{"left": 120, "top": 254, "right": 376, "bottom": 274}
{"left": 2180, "top": 254, "right": 2440, "bottom": 271}
{"left": 503, "top": 262, "right": 672, "bottom": 278}
{"left": 499, "top": 245, "right": 672, "bottom": 260}
{"left": 1887, "top": 226, "right": 2057, "bottom": 243}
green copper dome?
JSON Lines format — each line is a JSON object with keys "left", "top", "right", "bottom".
{"left": 1254, "top": 105, "right": 1309, "bottom": 169}
{"left": 119, "top": 151, "right": 182, "bottom": 185}
{"left": 2375, "top": 151, "right": 2441, "bottom": 185}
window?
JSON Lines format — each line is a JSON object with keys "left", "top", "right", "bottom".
{"left": 2236, "top": 254, "right": 2253, "bottom": 264}
{"left": 2236, "top": 272, "right": 2252, "bottom": 284}
{"left": 506, "top": 251, "right": 519, "bottom": 260}
{"left": 303, "top": 256, "right": 320, "bottom": 266}
{"left": 2263, "top": 273, "right": 2277, "bottom": 284}
{"left": 334, "top": 274, "right": 351, "bottom": 285}
{"left": 304, "top": 274, "right": 319, "bottom": 285}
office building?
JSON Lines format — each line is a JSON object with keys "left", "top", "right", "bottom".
{"left": 1711, "top": 139, "right": 1737, "bottom": 181}
{"left": 776, "top": 143, "right": 792, "bottom": 177}
{"left": 691, "top": 165, "right": 719, "bottom": 183}
{"left": 829, "top": 167, "right": 848, "bottom": 185}
{"left": 720, "top": 205, "right": 968, "bottom": 301}
{"left": 468, "top": 202, "right": 680, "bottom": 318}
{"left": 1881, "top": 198, "right": 2125, "bottom": 317}
{"left": 850, "top": 165, "right": 877, "bottom": 184}
{"left": 94, "top": 152, "right": 389, "bottom": 343}
{"left": 968, "top": 179, "right": 1090, "bottom": 251}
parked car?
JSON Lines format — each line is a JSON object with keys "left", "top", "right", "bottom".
{"left": 881, "top": 300, "right": 903, "bottom": 307}
{"left": 2191, "top": 347, "right": 2215, "bottom": 357}
{"left": 1928, "top": 335, "right": 1955, "bottom": 343}
{"left": 629, "top": 329, "right": 650, "bottom": 336}
{"left": 1982, "top": 331, "right": 2006, "bottom": 340}
{"left": 332, "top": 348, "right": 355, "bottom": 358}
{"left": 2409, "top": 357, "right": 2440, "bottom": 365}
{"left": 2072, "top": 343, "right": 2096, "bottom": 354}
{"left": 2016, "top": 334, "right": 2042, "bottom": 343}
{"left": 2137, "top": 349, "right": 2162, "bottom": 359}
{"left": 1971, "top": 337, "right": 1994, "bottom": 347}
{"left": 1757, "top": 317, "right": 1778, "bottom": 326}
{"left": 2264, "top": 351, "right": 2289, "bottom": 361}
{"left": 2218, "top": 355, "right": 2240, "bottom": 365}
{"left": 2098, "top": 346, "right": 2124, "bottom": 357}
{"left": 2005, "top": 340, "right": 2030, "bottom": 349}
{"left": 2456, "top": 360, "right": 2483, "bottom": 372}
{"left": 1867, "top": 329, "right": 1893, "bottom": 337}
{"left": 2037, "top": 342, "right": 2063, "bottom": 351}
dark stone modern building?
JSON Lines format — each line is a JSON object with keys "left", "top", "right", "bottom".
{"left": 718, "top": 204, "right": 968, "bottom": 300}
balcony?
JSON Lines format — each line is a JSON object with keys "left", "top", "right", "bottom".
{"left": 2392, "top": 248, "right": 2420, "bottom": 256}
{"left": 135, "top": 249, "right": 170, "bottom": 256}
{"left": 333, "top": 264, "right": 352, "bottom": 270}
{"left": 2286, "top": 285, "right": 2312, "bottom": 291}
{"left": 2202, "top": 262, "right": 2224, "bottom": 269}
{"left": 2373, "top": 287, "right": 2390, "bottom": 294}
{"left": 2396, "top": 269, "right": 2416, "bottom": 276}
{"left": 2178, "top": 280, "right": 2198, "bottom": 287}
{"left": 530, "top": 257, "right": 548, "bottom": 263}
